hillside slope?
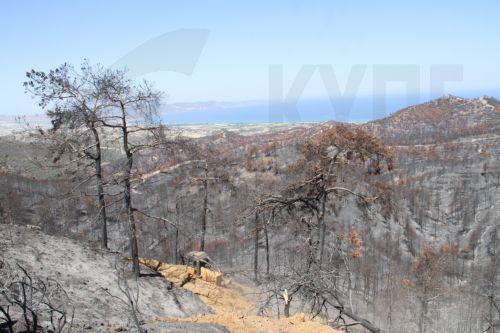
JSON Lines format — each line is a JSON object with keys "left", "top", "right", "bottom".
{"left": 361, "top": 95, "right": 500, "bottom": 145}
{"left": 0, "top": 224, "right": 227, "bottom": 332}
{"left": 0, "top": 95, "right": 498, "bottom": 332}
{"left": 140, "top": 259, "right": 342, "bottom": 333}
{"left": 0, "top": 225, "right": 341, "bottom": 333}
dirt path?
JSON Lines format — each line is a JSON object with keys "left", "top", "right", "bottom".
{"left": 141, "top": 259, "right": 341, "bottom": 333}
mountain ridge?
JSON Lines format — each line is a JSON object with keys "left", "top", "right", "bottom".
{"left": 359, "top": 95, "right": 500, "bottom": 145}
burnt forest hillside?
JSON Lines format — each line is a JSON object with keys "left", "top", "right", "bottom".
{"left": 1, "top": 96, "right": 499, "bottom": 333}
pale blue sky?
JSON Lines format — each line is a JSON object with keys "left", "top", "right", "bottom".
{"left": 1, "top": 0, "right": 499, "bottom": 116}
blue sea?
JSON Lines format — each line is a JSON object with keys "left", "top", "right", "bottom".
{"left": 161, "top": 91, "right": 498, "bottom": 125}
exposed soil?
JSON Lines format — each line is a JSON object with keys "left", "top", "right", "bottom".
{"left": 141, "top": 259, "right": 341, "bottom": 333}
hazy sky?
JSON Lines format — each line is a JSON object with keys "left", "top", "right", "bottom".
{"left": 1, "top": 0, "right": 499, "bottom": 115}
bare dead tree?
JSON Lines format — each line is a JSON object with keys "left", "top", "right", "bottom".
{"left": 247, "top": 125, "right": 392, "bottom": 332}
{"left": 253, "top": 211, "right": 259, "bottom": 283}
{"left": 101, "top": 261, "right": 144, "bottom": 333}
{"left": 24, "top": 61, "right": 112, "bottom": 249}
{"left": 0, "top": 258, "right": 16, "bottom": 333}
{"left": 0, "top": 260, "right": 74, "bottom": 333}
{"left": 481, "top": 241, "right": 499, "bottom": 333}
{"left": 191, "top": 157, "right": 232, "bottom": 251}
{"left": 95, "top": 68, "right": 163, "bottom": 277}
{"left": 264, "top": 210, "right": 273, "bottom": 280}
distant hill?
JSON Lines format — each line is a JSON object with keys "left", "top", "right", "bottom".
{"left": 360, "top": 95, "right": 500, "bottom": 145}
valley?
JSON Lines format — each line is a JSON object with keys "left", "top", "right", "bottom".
{"left": 1, "top": 95, "right": 498, "bottom": 332}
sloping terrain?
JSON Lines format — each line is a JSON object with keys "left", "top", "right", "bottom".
{"left": 0, "top": 224, "right": 227, "bottom": 332}
{"left": 1, "top": 95, "right": 498, "bottom": 332}
{"left": 361, "top": 95, "right": 500, "bottom": 145}
{"left": 140, "top": 259, "right": 342, "bottom": 333}
{"left": 0, "top": 224, "right": 340, "bottom": 333}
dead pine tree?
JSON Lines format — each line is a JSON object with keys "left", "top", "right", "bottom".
{"left": 0, "top": 260, "right": 74, "bottom": 333}
{"left": 252, "top": 125, "right": 392, "bottom": 332}
{"left": 411, "top": 246, "right": 445, "bottom": 333}
{"left": 253, "top": 211, "right": 259, "bottom": 283}
{"left": 24, "top": 61, "right": 112, "bottom": 249}
{"left": 264, "top": 210, "right": 272, "bottom": 280}
{"left": 187, "top": 147, "right": 232, "bottom": 252}
{"left": 98, "top": 68, "right": 163, "bottom": 278}
{"left": 251, "top": 206, "right": 273, "bottom": 283}
{"left": 199, "top": 159, "right": 210, "bottom": 252}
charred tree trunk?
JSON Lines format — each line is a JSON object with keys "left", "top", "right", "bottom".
{"left": 318, "top": 191, "right": 327, "bottom": 266}
{"left": 282, "top": 287, "right": 299, "bottom": 318}
{"left": 120, "top": 103, "right": 140, "bottom": 278}
{"left": 174, "top": 226, "right": 179, "bottom": 264}
{"left": 304, "top": 219, "right": 314, "bottom": 269}
{"left": 125, "top": 156, "right": 139, "bottom": 277}
{"left": 283, "top": 300, "right": 291, "bottom": 318}
{"left": 264, "top": 212, "right": 271, "bottom": 280}
{"left": 254, "top": 211, "right": 259, "bottom": 283}
{"left": 332, "top": 305, "right": 385, "bottom": 333}
{"left": 200, "top": 161, "right": 209, "bottom": 251}
{"left": 174, "top": 202, "right": 180, "bottom": 264}
{"left": 418, "top": 297, "right": 428, "bottom": 333}
{"left": 91, "top": 126, "right": 108, "bottom": 249}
